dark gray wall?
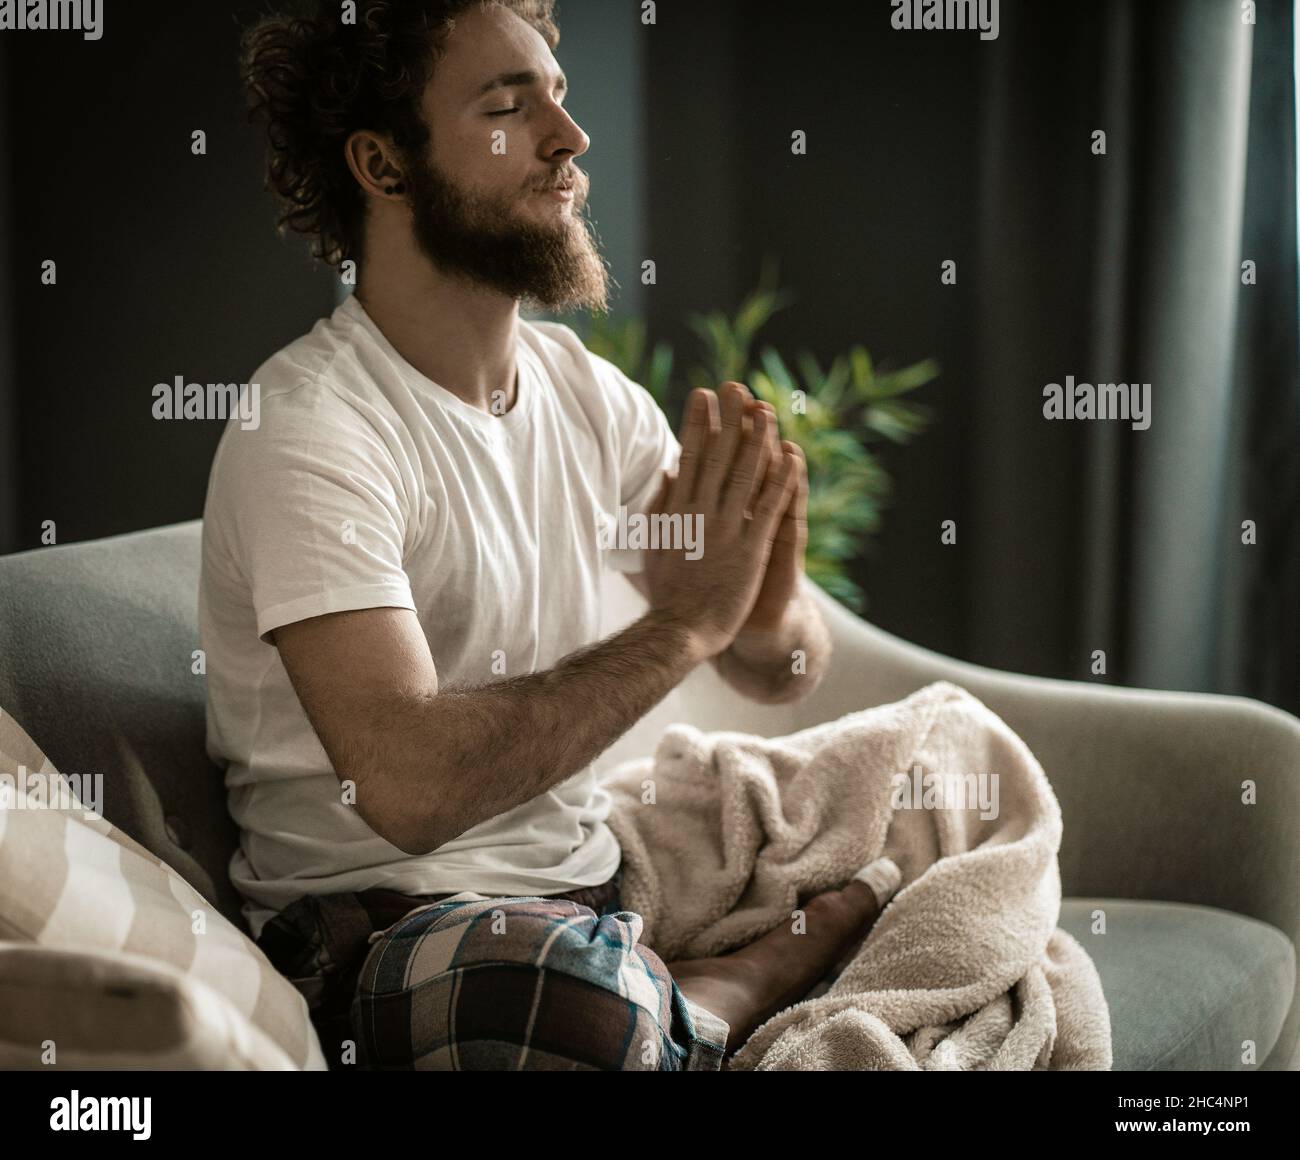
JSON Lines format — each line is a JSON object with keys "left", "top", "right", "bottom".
{"left": 0, "top": 1, "right": 644, "bottom": 557}
{"left": 0, "top": 2, "right": 336, "bottom": 555}
{"left": 644, "top": 0, "right": 982, "bottom": 662}
{"left": 549, "top": 0, "right": 646, "bottom": 320}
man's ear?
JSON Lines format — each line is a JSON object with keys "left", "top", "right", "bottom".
{"left": 344, "top": 129, "right": 407, "bottom": 200}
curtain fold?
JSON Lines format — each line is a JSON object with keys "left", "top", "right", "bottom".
{"left": 974, "top": 0, "right": 1297, "bottom": 714}
{"left": 1125, "top": 2, "right": 1254, "bottom": 695}
{"left": 1216, "top": 0, "right": 1300, "bottom": 712}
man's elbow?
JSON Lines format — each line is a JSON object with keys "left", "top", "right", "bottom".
{"left": 348, "top": 762, "right": 465, "bottom": 857}
{"left": 713, "top": 631, "right": 832, "bottom": 705}
{"left": 371, "top": 804, "right": 464, "bottom": 858}
{"left": 748, "top": 666, "right": 827, "bottom": 706}
{"left": 376, "top": 811, "right": 439, "bottom": 857}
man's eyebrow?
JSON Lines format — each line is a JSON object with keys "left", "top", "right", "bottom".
{"left": 473, "top": 69, "right": 567, "bottom": 99}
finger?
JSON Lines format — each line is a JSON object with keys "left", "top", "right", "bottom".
{"left": 698, "top": 382, "right": 751, "bottom": 507}
{"left": 722, "top": 406, "right": 773, "bottom": 520}
{"left": 649, "top": 468, "right": 676, "bottom": 516}
{"left": 751, "top": 402, "right": 783, "bottom": 483}
{"left": 742, "top": 401, "right": 776, "bottom": 515}
{"left": 735, "top": 405, "right": 755, "bottom": 492}
{"left": 751, "top": 447, "right": 800, "bottom": 536}
{"left": 775, "top": 440, "right": 805, "bottom": 514}
{"left": 674, "top": 389, "right": 718, "bottom": 506}
{"left": 762, "top": 400, "right": 782, "bottom": 459}
{"left": 774, "top": 443, "right": 808, "bottom": 555}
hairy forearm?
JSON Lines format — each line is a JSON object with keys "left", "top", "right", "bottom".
{"left": 713, "top": 584, "right": 831, "bottom": 704}
{"left": 363, "top": 610, "right": 705, "bottom": 855}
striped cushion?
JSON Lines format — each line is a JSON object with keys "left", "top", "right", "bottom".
{"left": 0, "top": 943, "right": 298, "bottom": 1069}
{"left": 0, "top": 708, "right": 325, "bottom": 1070}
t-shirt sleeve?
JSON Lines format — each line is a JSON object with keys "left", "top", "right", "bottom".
{"left": 207, "top": 381, "right": 417, "bottom": 645}
{"left": 592, "top": 354, "right": 681, "bottom": 574}
{"left": 618, "top": 381, "right": 681, "bottom": 522}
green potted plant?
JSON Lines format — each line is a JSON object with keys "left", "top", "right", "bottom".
{"left": 576, "top": 258, "right": 939, "bottom": 612}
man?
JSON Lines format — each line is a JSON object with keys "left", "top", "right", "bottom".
{"left": 203, "top": 0, "right": 895, "bottom": 1070}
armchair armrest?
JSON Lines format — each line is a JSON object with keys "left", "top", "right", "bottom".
{"left": 797, "top": 584, "right": 1300, "bottom": 928}
{"left": 801, "top": 584, "right": 1300, "bottom": 1070}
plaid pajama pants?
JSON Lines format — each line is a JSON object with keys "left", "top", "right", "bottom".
{"left": 255, "top": 864, "right": 729, "bottom": 1071}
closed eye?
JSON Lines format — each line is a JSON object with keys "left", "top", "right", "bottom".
{"left": 489, "top": 108, "right": 521, "bottom": 117}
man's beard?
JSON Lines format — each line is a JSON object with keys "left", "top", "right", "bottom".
{"left": 402, "top": 148, "right": 611, "bottom": 315}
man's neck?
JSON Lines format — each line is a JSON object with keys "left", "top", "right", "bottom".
{"left": 355, "top": 261, "right": 521, "bottom": 417}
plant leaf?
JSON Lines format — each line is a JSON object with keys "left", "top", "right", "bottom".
{"left": 867, "top": 358, "right": 941, "bottom": 399}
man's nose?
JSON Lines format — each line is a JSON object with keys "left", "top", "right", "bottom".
{"left": 544, "top": 105, "right": 589, "bottom": 160}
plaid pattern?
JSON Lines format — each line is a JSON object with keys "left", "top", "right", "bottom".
{"left": 258, "top": 868, "right": 728, "bottom": 1071}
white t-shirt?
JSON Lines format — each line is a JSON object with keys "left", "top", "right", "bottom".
{"left": 198, "top": 294, "right": 678, "bottom": 940}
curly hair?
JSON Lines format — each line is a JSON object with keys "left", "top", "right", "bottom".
{"left": 240, "top": 0, "right": 560, "bottom": 268}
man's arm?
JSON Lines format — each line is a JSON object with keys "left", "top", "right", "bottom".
{"left": 273, "top": 603, "right": 708, "bottom": 856}
{"left": 273, "top": 390, "right": 799, "bottom": 856}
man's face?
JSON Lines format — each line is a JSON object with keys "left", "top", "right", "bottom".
{"left": 403, "top": 3, "right": 609, "bottom": 313}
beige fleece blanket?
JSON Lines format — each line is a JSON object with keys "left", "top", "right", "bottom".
{"left": 603, "top": 680, "right": 1112, "bottom": 1070}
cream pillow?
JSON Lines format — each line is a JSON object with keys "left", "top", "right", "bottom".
{"left": 0, "top": 942, "right": 297, "bottom": 1070}
{"left": 0, "top": 708, "right": 325, "bottom": 1070}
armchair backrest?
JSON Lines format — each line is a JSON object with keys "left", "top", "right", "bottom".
{"left": 0, "top": 521, "right": 246, "bottom": 929}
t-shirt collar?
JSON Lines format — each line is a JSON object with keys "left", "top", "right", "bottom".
{"left": 340, "top": 293, "right": 535, "bottom": 432}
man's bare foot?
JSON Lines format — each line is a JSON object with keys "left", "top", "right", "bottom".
{"left": 665, "top": 879, "right": 884, "bottom": 1059}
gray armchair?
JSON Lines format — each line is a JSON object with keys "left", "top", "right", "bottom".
{"left": 0, "top": 520, "right": 1295, "bottom": 1070}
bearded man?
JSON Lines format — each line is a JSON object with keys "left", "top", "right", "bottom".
{"left": 201, "top": 0, "right": 895, "bottom": 1072}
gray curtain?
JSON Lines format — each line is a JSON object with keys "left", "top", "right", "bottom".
{"left": 972, "top": 0, "right": 1298, "bottom": 715}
